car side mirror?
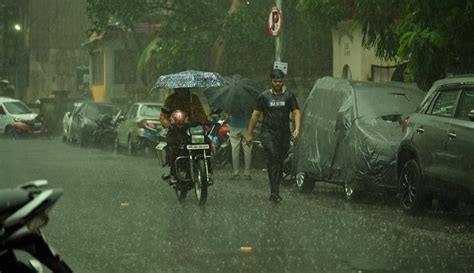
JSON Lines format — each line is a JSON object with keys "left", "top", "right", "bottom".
{"left": 118, "top": 115, "right": 125, "bottom": 122}
{"left": 468, "top": 110, "right": 474, "bottom": 122}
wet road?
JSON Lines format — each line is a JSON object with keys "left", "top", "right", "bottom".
{"left": 1, "top": 138, "right": 474, "bottom": 272}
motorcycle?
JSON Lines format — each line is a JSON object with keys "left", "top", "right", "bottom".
{"left": 0, "top": 180, "right": 73, "bottom": 273}
{"left": 138, "top": 120, "right": 162, "bottom": 156}
{"left": 206, "top": 114, "right": 231, "bottom": 169}
{"left": 7, "top": 114, "right": 48, "bottom": 138}
{"left": 157, "top": 108, "right": 219, "bottom": 205}
{"left": 93, "top": 113, "right": 120, "bottom": 148}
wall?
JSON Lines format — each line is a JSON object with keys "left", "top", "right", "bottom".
{"left": 25, "top": 0, "right": 90, "bottom": 103}
{"left": 331, "top": 20, "right": 398, "bottom": 82}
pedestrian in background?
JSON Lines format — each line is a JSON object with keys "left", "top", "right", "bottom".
{"left": 229, "top": 113, "right": 253, "bottom": 180}
{"left": 246, "top": 69, "right": 301, "bottom": 202}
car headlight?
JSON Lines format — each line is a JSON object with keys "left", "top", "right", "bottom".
{"left": 191, "top": 135, "right": 205, "bottom": 144}
{"left": 14, "top": 117, "right": 21, "bottom": 122}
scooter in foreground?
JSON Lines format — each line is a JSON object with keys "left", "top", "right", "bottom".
{"left": 0, "top": 180, "right": 72, "bottom": 273}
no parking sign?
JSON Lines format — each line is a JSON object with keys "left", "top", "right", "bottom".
{"left": 268, "top": 6, "right": 283, "bottom": 37}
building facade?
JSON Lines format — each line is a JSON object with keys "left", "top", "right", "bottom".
{"left": 0, "top": 0, "right": 90, "bottom": 103}
{"left": 332, "top": 20, "right": 404, "bottom": 82}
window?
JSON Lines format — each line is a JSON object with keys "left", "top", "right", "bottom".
{"left": 92, "top": 51, "right": 103, "bottom": 85}
{"left": 431, "top": 90, "right": 459, "bottom": 118}
{"left": 3, "top": 101, "right": 33, "bottom": 115}
{"left": 114, "top": 49, "right": 137, "bottom": 84}
{"left": 140, "top": 105, "right": 162, "bottom": 117}
{"left": 455, "top": 89, "right": 474, "bottom": 121}
{"left": 0, "top": 106, "right": 5, "bottom": 115}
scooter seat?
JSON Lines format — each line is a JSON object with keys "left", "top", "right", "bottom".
{"left": 0, "top": 189, "right": 30, "bottom": 223}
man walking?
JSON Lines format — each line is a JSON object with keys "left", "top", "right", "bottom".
{"left": 246, "top": 69, "right": 301, "bottom": 202}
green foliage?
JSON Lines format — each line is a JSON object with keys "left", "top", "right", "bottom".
{"left": 299, "top": 0, "right": 474, "bottom": 89}
{"left": 86, "top": 0, "right": 150, "bottom": 34}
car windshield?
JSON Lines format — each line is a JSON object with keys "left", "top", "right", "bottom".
{"left": 3, "top": 101, "right": 33, "bottom": 115}
{"left": 85, "top": 104, "right": 120, "bottom": 118}
{"left": 140, "top": 105, "right": 161, "bottom": 117}
{"left": 355, "top": 87, "right": 424, "bottom": 121}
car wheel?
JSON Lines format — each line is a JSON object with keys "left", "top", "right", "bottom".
{"left": 127, "top": 136, "right": 136, "bottom": 156}
{"left": 296, "top": 172, "right": 315, "bottom": 193}
{"left": 399, "top": 159, "right": 430, "bottom": 215}
{"left": 343, "top": 181, "right": 359, "bottom": 201}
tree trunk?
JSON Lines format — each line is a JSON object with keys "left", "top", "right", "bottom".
{"left": 210, "top": 0, "right": 241, "bottom": 72}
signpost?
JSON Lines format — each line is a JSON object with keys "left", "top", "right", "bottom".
{"left": 268, "top": 1, "right": 285, "bottom": 71}
{"left": 267, "top": 6, "right": 282, "bottom": 37}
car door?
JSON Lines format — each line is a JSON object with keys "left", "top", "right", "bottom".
{"left": 414, "top": 88, "right": 459, "bottom": 187}
{"left": 444, "top": 88, "right": 474, "bottom": 195}
{"left": 70, "top": 104, "right": 87, "bottom": 141}
{"left": 0, "top": 104, "right": 7, "bottom": 133}
{"left": 128, "top": 105, "right": 139, "bottom": 141}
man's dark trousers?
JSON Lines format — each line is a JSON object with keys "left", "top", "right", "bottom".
{"left": 261, "top": 131, "right": 290, "bottom": 196}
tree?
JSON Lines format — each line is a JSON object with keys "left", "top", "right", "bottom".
{"left": 298, "top": 0, "right": 474, "bottom": 89}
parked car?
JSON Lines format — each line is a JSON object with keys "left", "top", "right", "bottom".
{"left": 294, "top": 77, "right": 425, "bottom": 200}
{"left": 0, "top": 96, "right": 46, "bottom": 137}
{"left": 397, "top": 75, "right": 474, "bottom": 214}
{"left": 62, "top": 102, "right": 83, "bottom": 142}
{"left": 69, "top": 102, "right": 121, "bottom": 146}
{"left": 115, "top": 102, "right": 163, "bottom": 155}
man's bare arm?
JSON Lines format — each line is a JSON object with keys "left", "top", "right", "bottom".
{"left": 292, "top": 109, "right": 301, "bottom": 139}
{"left": 246, "top": 110, "right": 261, "bottom": 145}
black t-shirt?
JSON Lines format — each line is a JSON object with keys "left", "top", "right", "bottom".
{"left": 255, "top": 89, "right": 299, "bottom": 136}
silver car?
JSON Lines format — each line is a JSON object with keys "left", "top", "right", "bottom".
{"left": 115, "top": 102, "right": 163, "bottom": 155}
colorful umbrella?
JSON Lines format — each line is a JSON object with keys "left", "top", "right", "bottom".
{"left": 153, "top": 70, "right": 226, "bottom": 89}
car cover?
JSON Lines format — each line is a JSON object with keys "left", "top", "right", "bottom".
{"left": 294, "top": 77, "right": 425, "bottom": 188}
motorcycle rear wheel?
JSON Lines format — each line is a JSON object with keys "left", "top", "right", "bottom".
{"left": 194, "top": 159, "right": 208, "bottom": 205}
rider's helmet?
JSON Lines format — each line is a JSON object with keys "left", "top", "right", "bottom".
{"left": 171, "top": 110, "right": 187, "bottom": 127}
{"left": 218, "top": 124, "right": 230, "bottom": 138}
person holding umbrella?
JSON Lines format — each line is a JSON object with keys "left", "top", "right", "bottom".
{"left": 246, "top": 69, "right": 301, "bottom": 202}
{"left": 160, "top": 88, "right": 207, "bottom": 184}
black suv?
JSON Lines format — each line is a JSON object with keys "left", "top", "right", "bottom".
{"left": 397, "top": 75, "right": 474, "bottom": 214}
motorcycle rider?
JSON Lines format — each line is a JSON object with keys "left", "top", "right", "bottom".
{"left": 160, "top": 88, "right": 207, "bottom": 184}
{"left": 246, "top": 69, "right": 301, "bottom": 202}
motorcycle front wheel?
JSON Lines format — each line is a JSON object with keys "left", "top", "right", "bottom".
{"left": 194, "top": 159, "right": 208, "bottom": 205}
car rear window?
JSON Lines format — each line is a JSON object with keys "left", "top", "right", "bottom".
{"left": 140, "top": 105, "right": 161, "bottom": 117}
{"left": 3, "top": 101, "right": 33, "bottom": 115}
{"left": 86, "top": 104, "right": 120, "bottom": 118}
{"left": 355, "top": 88, "right": 423, "bottom": 120}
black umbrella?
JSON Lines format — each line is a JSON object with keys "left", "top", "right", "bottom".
{"left": 204, "top": 75, "right": 261, "bottom": 121}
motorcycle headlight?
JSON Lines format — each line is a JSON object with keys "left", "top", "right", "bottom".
{"left": 191, "top": 135, "right": 205, "bottom": 144}
{"left": 27, "top": 212, "right": 49, "bottom": 231}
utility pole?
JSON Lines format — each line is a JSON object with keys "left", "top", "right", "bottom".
{"left": 275, "top": 0, "right": 282, "bottom": 62}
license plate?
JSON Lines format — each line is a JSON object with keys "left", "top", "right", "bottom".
{"left": 186, "top": 144, "right": 210, "bottom": 150}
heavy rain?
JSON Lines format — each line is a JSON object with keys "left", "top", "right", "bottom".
{"left": 1, "top": 1, "right": 474, "bottom": 272}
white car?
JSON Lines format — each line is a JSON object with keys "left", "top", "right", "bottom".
{"left": 62, "top": 102, "right": 82, "bottom": 142}
{"left": 0, "top": 97, "right": 41, "bottom": 136}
